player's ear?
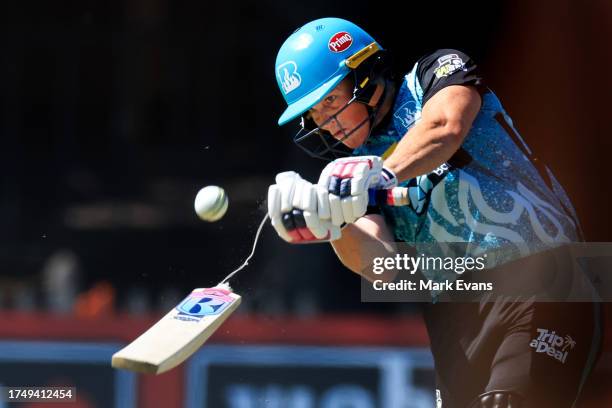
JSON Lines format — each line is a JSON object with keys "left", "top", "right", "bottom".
{"left": 373, "top": 80, "right": 387, "bottom": 106}
{"left": 343, "top": 76, "right": 356, "bottom": 94}
{"left": 361, "top": 78, "right": 388, "bottom": 108}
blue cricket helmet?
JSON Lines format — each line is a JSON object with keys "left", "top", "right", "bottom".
{"left": 275, "top": 17, "right": 383, "bottom": 126}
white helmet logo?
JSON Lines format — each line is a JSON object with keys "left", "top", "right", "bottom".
{"left": 277, "top": 61, "right": 301, "bottom": 94}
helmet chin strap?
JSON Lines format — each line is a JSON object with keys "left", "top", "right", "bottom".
{"left": 339, "top": 78, "right": 390, "bottom": 147}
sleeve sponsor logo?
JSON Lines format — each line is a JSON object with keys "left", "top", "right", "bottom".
{"left": 277, "top": 61, "right": 302, "bottom": 94}
{"left": 433, "top": 53, "right": 466, "bottom": 78}
{"left": 530, "top": 328, "right": 576, "bottom": 364}
{"left": 328, "top": 32, "right": 353, "bottom": 53}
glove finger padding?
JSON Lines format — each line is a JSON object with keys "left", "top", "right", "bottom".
{"left": 318, "top": 156, "right": 396, "bottom": 225}
{"left": 318, "top": 161, "right": 347, "bottom": 226}
{"left": 341, "top": 196, "right": 357, "bottom": 224}
{"left": 268, "top": 184, "right": 293, "bottom": 242}
{"left": 315, "top": 185, "right": 331, "bottom": 220}
{"left": 328, "top": 194, "right": 344, "bottom": 226}
{"left": 301, "top": 183, "right": 327, "bottom": 239}
{"left": 276, "top": 171, "right": 300, "bottom": 213}
{"left": 268, "top": 171, "right": 341, "bottom": 243}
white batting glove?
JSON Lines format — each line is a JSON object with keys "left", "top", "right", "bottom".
{"left": 317, "top": 156, "right": 397, "bottom": 224}
{"left": 268, "top": 171, "right": 341, "bottom": 243}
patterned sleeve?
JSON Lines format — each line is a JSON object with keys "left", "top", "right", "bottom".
{"left": 416, "top": 49, "right": 485, "bottom": 105}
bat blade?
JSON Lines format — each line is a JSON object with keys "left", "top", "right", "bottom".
{"left": 112, "top": 285, "right": 241, "bottom": 374}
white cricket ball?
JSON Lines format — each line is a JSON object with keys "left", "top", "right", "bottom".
{"left": 194, "top": 185, "right": 228, "bottom": 222}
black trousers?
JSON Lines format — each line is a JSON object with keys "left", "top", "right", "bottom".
{"left": 423, "top": 297, "right": 603, "bottom": 408}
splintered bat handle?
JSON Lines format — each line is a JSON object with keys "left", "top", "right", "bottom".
{"left": 368, "top": 187, "right": 410, "bottom": 207}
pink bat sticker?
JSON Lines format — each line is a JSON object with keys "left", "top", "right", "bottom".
{"left": 176, "top": 287, "right": 235, "bottom": 317}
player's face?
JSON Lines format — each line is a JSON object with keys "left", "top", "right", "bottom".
{"left": 307, "top": 78, "right": 370, "bottom": 149}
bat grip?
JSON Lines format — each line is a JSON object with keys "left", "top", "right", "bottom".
{"left": 368, "top": 187, "right": 410, "bottom": 207}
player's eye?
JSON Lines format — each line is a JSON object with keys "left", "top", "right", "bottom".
{"left": 324, "top": 95, "right": 337, "bottom": 105}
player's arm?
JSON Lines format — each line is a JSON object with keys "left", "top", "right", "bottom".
{"left": 330, "top": 214, "right": 398, "bottom": 283}
{"left": 383, "top": 84, "right": 481, "bottom": 182}
{"left": 384, "top": 49, "right": 484, "bottom": 181}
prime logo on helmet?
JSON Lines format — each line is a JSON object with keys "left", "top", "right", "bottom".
{"left": 328, "top": 31, "right": 353, "bottom": 52}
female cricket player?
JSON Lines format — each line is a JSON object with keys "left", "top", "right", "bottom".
{"left": 267, "top": 17, "right": 602, "bottom": 408}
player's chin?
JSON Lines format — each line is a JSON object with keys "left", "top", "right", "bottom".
{"left": 342, "top": 128, "right": 369, "bottom": 149}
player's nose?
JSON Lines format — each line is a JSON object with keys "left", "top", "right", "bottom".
{"left": 322, "top": 118, "right": 342, "bottom": 138}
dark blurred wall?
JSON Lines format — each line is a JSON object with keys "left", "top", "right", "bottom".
{"left": 488, "top": 0, "right": 612, "bottom": 241}
{"left": 0, "top": 0, "right": 609, "bottom": 312}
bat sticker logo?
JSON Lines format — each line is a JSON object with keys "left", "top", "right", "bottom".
{"left": 176, "top": 288, "right": 235, "bottom": 318}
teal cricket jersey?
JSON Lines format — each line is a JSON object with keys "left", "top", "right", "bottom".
{"left": 354, "top": 49, "right": 581, "bottom": 281}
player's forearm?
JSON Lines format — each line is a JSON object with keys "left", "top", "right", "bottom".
{"left": 383, "top": 119, "right": 464, "bottom": 182}
{"left": 330, "top": 216, "right": 398, "bottom": 283}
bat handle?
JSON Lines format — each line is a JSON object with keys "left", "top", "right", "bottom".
{"left": 368, "top": 187, "right": 410, "bottom": 207}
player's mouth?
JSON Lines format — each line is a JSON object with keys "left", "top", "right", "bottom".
{"left": 333, "top": 129, "right": 347, "bottom": 139}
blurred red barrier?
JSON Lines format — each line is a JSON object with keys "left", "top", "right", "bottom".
{"left": 0, "top": 311, "right": 430, "bottom": 346}
{"left": 0, "top": 309, "right": 609, "bottom": 408}
{"left": 0, "top": 311, "right": 428, "bottom": 408}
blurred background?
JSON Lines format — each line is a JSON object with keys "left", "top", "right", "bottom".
{"left": 0, "top": 0, "right": 611, "bottom": 407}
